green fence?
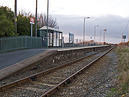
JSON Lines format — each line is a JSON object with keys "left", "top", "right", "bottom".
{"left": 0, "top": 36, "right": 42, "bottom": 52}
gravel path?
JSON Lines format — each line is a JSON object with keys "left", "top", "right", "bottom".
{"left": 52, "top": 49, "right": 118, "bottom": 97}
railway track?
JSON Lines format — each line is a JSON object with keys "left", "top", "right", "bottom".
{"left": 0, "top": 49, "right": 99, "bottom": 87}
{"left": 0, "top": 50, "right": 98, "bottom": 87}
{"left": 0, "top": 47, "right": 112, "bottom": 97}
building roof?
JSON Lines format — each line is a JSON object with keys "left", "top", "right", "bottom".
{"left": 40, "top": 26, "right": 62, "bottom": 33}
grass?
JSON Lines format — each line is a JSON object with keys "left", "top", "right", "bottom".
{"left": 116, "top": 46, "right": 129, "bottom": 84}
{"left": 108, "top": 46, "right": 129, "bottom": 97}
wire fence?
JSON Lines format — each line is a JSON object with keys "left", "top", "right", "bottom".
{"left": 0, "top": 36, "right": 42, "bottom": 52}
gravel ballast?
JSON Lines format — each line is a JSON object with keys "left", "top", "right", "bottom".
{"left": 52, "top": 49, "right": 118, "bottom": 97}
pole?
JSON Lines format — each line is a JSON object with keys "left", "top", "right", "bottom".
{"left": 31, "top": 24, "right": 33, "bottom": 37}
{"left": 121, "top": 32, "right": 123, "bottom": 43}
{"left": 14, "top": 0, "right": 17, "bottom": 33}
{"left": 100, "top": 29, "right": 102, "bottom": 44}
{"left": 47, "top": 0, "right": 49, "bottom": 48}
{"left": 103, "top": 30, "right": 106, "bottom": 44}
{"left": 83, "top": 18, "right": 85, "bottom": 46}
{"left": 94, "top": 26, "right": 96, "bottom": 46}
{"left": 94, "top": 26, "right": 96, "bottom": 42}
{"left": 128, "top": 21, "right": 129, "bottom": 43}
{"left": 94, "top": 25, "right": 99, "bottom": 42}
{"left": 35, "top": 0, "right": 38, "bottom": 36}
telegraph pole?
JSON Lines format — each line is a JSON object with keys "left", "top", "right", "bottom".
{"left": 121, "top": 32, "right": 123, "bottom": 43}
{"left": 83, "top": 17, "right": 90, "bottom": 46}
{"left": 104, "top": 30, "right": 105, "bottom": 44}
{"left": 47, "top": 0, "right": 49, "bottom": 48}
{"left": 83, "top": 18, "right": 86, "bottom": 46}
{"left": 94, "top": 26, "right": 96, "bottom": 41}
{"left": 47, "top": 0, "right": 49, "bottom": 34}
{"left": 128, "top": 21, "right": 129, "bottom": 43}
{"left": 94, "top": 25, "right": 99, "bottom": 42}
{"left": 100, "top": 28, "right": 102, "bottom": 43}
{"left": 14, "top": 0, "right": 17, "bottom": 33}
{"left": 103, "top": 29, "right": 107, "bottom": 44}
{"left": 35, "top": 0, "right": 38, "bottom": 36}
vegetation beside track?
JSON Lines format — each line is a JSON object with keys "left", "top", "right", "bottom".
{"left": 0, "top": 6, "right": 57, "bottom": 37}
{"left": 108, "top": 46, "right": 129, "bottom": 97}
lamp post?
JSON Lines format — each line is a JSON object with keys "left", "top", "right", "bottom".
{"left": 47, "top": 0, "right": 49, "bottom": 33}
{"left": 94, "top": 25, "right": 99, "bottom": 42}
{"left": 14, "top": 0, "right": 17, "bottom": 33}
{"left": 128, "top": 21, "right": 129, "bottom": 43}
{"left": 121, "top": 32, "right": 123, "bottom": 43}
{"left": 103, "top": 29, "right": 107, "bottom": 44}
{"left": 100, "top": 28, "right": 102, "bottom": 44}
{"left": 47, "top": 0, "right": 50, "bottom": 47}
{"left": 35, "top": 0, "right": 38, "bottom": 36}
{"left": 83, "top": 17, "right": 90, "bottom": 46}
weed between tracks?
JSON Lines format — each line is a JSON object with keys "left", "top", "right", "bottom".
{"left": 108, "top": 46, "right": 129, "bottom": 97}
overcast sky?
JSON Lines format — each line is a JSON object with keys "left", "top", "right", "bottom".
{"left": 1, "top": 0, "right": 129, "bottom": 43}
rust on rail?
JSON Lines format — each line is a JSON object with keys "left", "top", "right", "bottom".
{"left": 40, "top": 47, "right": 113, "bottom": 97}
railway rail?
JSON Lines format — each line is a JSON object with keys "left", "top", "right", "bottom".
{"left": 0, "top": 50, "right": 98, "bottom": 87}
{"left": 0, "top": 47, "right": 113, "bottom": 97}
{"left": 0, "top": 45, "right": 110, "bottom": 87}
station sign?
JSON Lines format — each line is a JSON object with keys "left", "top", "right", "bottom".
{"left": 122, "top": 35, "right": 126, "bottom": 39}
{"left": 69, "top": 32, "right": 74, "bottom": 43}
{"left": 104, "top": 29, "right": 107, "bottom": 31}
{"left": 30, "top": 17, "right": 35, "bottom": 24}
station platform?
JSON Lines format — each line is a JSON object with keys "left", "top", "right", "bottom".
{"left": 0, "top": 49, "right": 47, "bottom": 70}
{"left": 0, "top": 45, "right": 107, "bottom": 70}
{"left": 57, "top": 45, "right": 108, "bottom": 51}
{"left": 0, "top": 48, "right": 56, "bottom": 80}
{"left": 0, "top": 45, "right": 108, "bottom": 80}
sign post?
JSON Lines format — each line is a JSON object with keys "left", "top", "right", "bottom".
{"left": 30, "top": 17, "right": 35, "bottom": 37}
{"left": 103, "top": 29, "right": 107, "bottom": 44}
{"left": 69, "top": 32, "right": 74, "bottom": 44}
{"left": 122, "top": 35, "right": 126, "bottom": 42}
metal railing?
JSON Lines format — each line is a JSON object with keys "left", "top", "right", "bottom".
{"left": 0, "top": 36, "right": 42, "bottom": 52}
{"left": 63, "top": 43, "right": 101, "bottom": 48}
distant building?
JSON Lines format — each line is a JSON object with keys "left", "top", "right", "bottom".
{"left": 38, "top": 26, "right": 63, "bottom": 48}
{"left": 75, "top": 39, "right": 79, "bottom": 43}
{"left": 69, "top": 32, "right": 74, "bottom": 43}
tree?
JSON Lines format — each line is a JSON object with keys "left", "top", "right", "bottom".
{"left": 38, "top": 14, "right": 57, "bottom": 28}
{"left": 17, "top": 13, "right": 30, "bottom": 35}
{"left": 0, "top": 6, "right": 58, "bottom": 37}
{"left": 17, "top": 13, "right": 58, "bottom": 36}
{"left": 17, "top": 11, "right": 36, "bottom": 36}
{"left": 0, "top": 6, "right": 16, "bottom": 37}
{"left": 0, "top": 6, "right": 14, "bottom": 21}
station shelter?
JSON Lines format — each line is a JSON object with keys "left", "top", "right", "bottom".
{"left": 38, "top": 26, "right": 63, "bottom": 48}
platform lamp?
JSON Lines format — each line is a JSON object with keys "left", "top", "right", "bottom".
{"left": 94, "top": 25, "right": 99, "bottom": 43}
{"left": 46, "top": 0, "right": 49, "bottom": 48}
{"left": 35, "top": 0, "right": 38, "bottom": 36}
{"left": 128, "top": 21, "right": 129, "bottom": 44}
{"left": 103, "top": 28, "right": 107, "bottom": 45}
{"left": 100, "top": 28, "right": 102, "bottom": 44}
{"left": 14, "top": 0, "right": 17, "bottom": 33}
{"left": 83, "top": 17, "right": 90, "bottom": 46}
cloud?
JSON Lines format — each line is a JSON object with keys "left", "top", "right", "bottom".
{"left": 53, "top": 14, "right": 129, "bottom": 43}
{"left": 1, "top": 0, "right": 129, "bottom": 43}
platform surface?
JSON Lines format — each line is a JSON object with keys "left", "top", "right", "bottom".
{"left": 0, "top": 45, "right": 108, "bottom": 80}
{"left": 57, "top": 45, "right": 108, "bottom": 51}
{"left": 0, "top": 49, "right": 56, "bottom": 80}
{"left": 0, "top": 49, "right": 47, "bottom": 70}
{"left": 0, "top": 46, "right": 107, "bottom": 70}
{"left": 0, "top": 45, "right": 107, "bottom": 70}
